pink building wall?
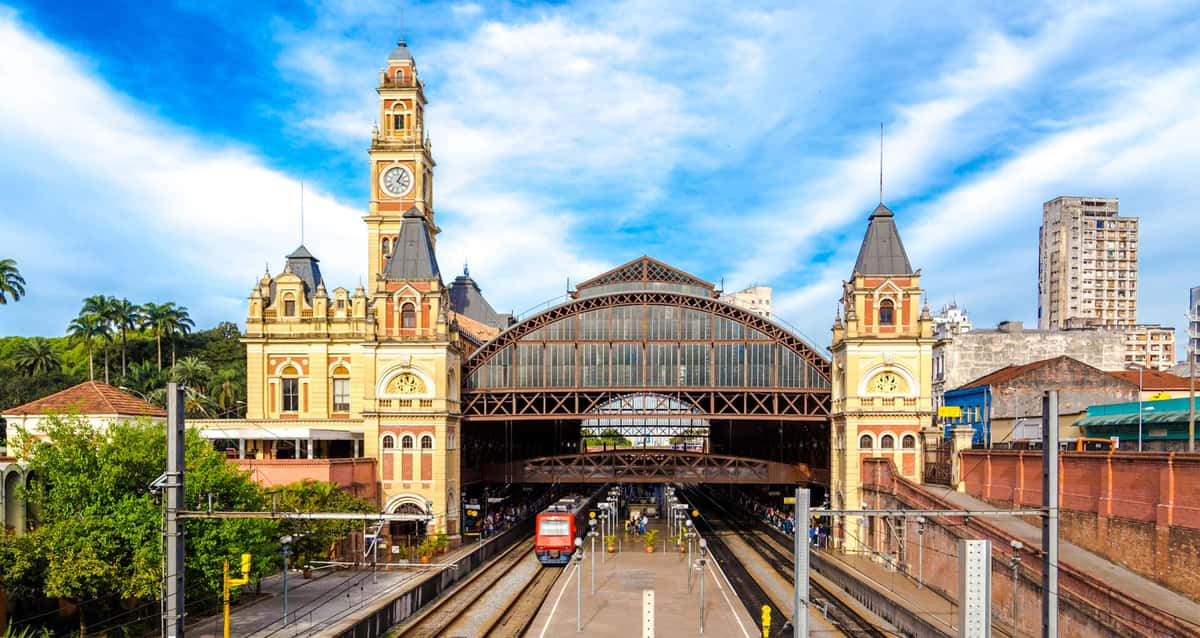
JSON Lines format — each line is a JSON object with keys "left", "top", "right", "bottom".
{"left": 234, "top": 457, "right": 379, "bottom": 506}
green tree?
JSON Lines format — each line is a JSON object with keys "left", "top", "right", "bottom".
{"left": 11, "top": 415, "right": 279, "bottom": 632}
{"left": 171, "top": 355, "right": 211, "bottom": 392}
{"left": 275, "top": 480, "right": 374, "bottom": 568}
{"left": 0, "top": 259, "right": 25, "bottom": 305}
{"left": 143, "top": 302, "right": 194, "bottom": 369}
{"left": 584, "top": 427, "right": 631, "bottom": 448}
{"left": 108, "top": 298, "right": 142, "bottom": 377}
{"left": 80, "top": 296, "right": 116, "bottom": 384}
{"left": 12, "top": 338, "right": 60, "bottom": 378}
{"left": 66, "top": 314, "right": 104, "bottom": 381}
{"left": 121, "top": 360, "right": 167, "bottom": 402}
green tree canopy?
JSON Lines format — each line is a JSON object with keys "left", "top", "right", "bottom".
{"left": 0, "top": 259, "right": 25, "bottom": 305}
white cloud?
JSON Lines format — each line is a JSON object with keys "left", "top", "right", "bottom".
{"left": 0, "top": 12, "right": 362, "bottom": 333}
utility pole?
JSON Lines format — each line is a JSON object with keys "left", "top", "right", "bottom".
{"left": 1042, "top": 391, "right": 1060, "bottom": 637}
{"left": 164, "top": 384, "right": 185, "bottom": 638}
{"left": 1188, "top": 309, "right": 1196, "bottom": 452}
{"left": 795, "top": 486, "right": 810, "bottom": 638}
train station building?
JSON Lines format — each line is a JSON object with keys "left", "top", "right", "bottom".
{"left": 188, "top": 40, "right": 933, "bottom": 552}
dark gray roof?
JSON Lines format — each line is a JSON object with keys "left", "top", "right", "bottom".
{"left": 853, "top": 203, "right": 914, "bottom": 276}
{"left": 449, "top": 265, "right": 513, "bottom": 329}
{"left": 388, "top": 39, "right": 413, "bottom": 62}
{"left": 383, "top": 208, "right": 441, "bottom": 281}
{"left": 285, "top": 245, "right": 323, "bottom": 300}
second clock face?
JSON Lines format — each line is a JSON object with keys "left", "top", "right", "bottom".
{"left": 381, "top": 165, "right": 413, "bottom": 197}
{"left": 870, "top": 372, "right": 902, "bottom": 394}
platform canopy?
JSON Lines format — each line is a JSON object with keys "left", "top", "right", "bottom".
{"left": 198, "top": 426, "right": 363, "bottom": 441}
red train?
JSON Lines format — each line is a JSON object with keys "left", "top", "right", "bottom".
{"left": 534, "top": 491, "right": 601, "bottom": 565}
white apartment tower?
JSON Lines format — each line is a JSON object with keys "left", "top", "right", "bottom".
{"left": 1038, "top": 197, "right": 1139, "bottom": 330}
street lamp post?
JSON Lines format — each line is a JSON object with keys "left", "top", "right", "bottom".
{"left": 575, "top": 537, "right": 584, "bottom": 633}
{"left": 588, "top": 519, "right": 598, "bottom": 594}
{"left": 1010, "top": 539, "right": 1023, "bottom": 634}
{"left": 916, "top": 516, "right": 925, "bottom": 589}
{"left": 1127, "top": 363, "right": 1146, "bottom": 451}
{"left": 697, "top": 538, "right": 708, "bottom": 634}
{"left": 280, "top": 536, "right": 292, "bottom": 626}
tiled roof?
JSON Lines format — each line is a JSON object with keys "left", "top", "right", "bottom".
{"left": 451, "top": 311, "right": 501, "bottom": 342}
{"left": 383, "top": 208, "right": 441, "bottom": 281}
{"left": 958, "top": 356, "right": 1077, "bottom": 390}
{"left": 1108, "top": 369, "right": 1193, "bottom": 391}
{"left": 2, "top": 381, "right": 166, "bottom": 418}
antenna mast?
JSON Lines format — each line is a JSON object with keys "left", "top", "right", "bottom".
{"left": 879, "top": 122, "right": 884, "bottom": 204}
{"left": 300, "top": 181, "right": 306, "bottom": 245}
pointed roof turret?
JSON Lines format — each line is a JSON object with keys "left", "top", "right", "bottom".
{"left": 284, "top": 245, "right": 324, "bottom": 299}
{"left": 383, "top": 208, "right": 441, "bottom": 281}
{"left": 449, "top": 263, "right": 512, "bottom": 329}
{"left": 853, "top": 203, "right": 913, "bottom": 276}
{"left": 388, "top": 38, "right": 414, "bottom": 62}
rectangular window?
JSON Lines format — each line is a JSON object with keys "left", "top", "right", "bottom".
{"left": 332, "top": 378, "right": 350, "bottom": 412}
{"left": 281, "top": 378, "right": 299, "bottom": 412}
{"left": 538, "top": 517, "right": 571, "bottom": 537}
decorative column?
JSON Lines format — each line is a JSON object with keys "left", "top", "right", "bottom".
{"left": 950, "top": 426, "right": 975, "bottom": 492}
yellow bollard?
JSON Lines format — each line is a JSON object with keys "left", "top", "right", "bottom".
{"left": 761, "top": 604, "right": 771, "bottom": 638}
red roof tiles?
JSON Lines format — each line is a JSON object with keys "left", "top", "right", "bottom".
{"left": 1107, "top": 369, "right": 1193, "bottom": 391}
{"left": 2, "top": 381, "right": 166, "bottom": 418}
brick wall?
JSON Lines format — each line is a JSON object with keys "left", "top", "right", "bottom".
{"left": 960, "top": 449, "right": 1200, "bottom": 602}
{"left": 862, "top": 458, "right": 1198, "bottom": 637}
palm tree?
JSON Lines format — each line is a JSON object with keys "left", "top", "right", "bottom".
{"left": 123, "top": 360, "right": 167, "bottom": 401}
{"left": 143, "top": 302, "right": 195, "bottom": 369}
{"left": 12, "top": 338, "right": 61, "bottom": 377}
{"left": 0, "top": 258, "right": 25, "bottom": 304}
{"left": 170, "top": 355, "right": 211, "bottom": 392}
{"left": 81, "top": 295, "right": 115, "bottom": 383}
{"left": 108, "top": 298, "right": 141, "bottom": 376}
{"left": 67, "top": 313, "right": 104, "bottom": 380}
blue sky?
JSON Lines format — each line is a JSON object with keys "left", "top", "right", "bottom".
{"left": 1, "top": 1, "right": 1199, "bottom": 355}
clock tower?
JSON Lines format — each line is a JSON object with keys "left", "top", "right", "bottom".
{"left": 829, "top": 203, "right": 934, "bottom": 551}
{"left": 366, "top": 39, "right": 438, "bottom": 284}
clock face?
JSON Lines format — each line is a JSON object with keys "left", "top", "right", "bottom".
{"left": 388, "top": 372, "right": 425, "bottom": 395}
{"left": 380, "top": 165, "right": 413, "bottom": 197}
{"left": 870, "top": 372, "right": 902, "bottom": 394}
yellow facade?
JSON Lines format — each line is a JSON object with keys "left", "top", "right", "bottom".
{"left": 829, "top": 205, "right": 934, "bottom": 551}
{"left": 194, "top": 42, "right": 464, "bottom": 536}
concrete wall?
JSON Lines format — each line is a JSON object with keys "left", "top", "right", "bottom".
{"left": 960, "top": 450, "right": 1200, "bottom": 602}
{"left": 862, "top": 458, "right": 1198, "bottom": 637}
{"left": 934, "top": 327, "right": 1126, "bottom": 403}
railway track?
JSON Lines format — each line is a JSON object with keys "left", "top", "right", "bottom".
{"left": 392, "top": 536, "right": 559, "bottom": 638}
{"left": 685, "top": 486, "right": 894, "bottom": 638}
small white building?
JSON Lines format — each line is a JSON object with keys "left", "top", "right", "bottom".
{"left": 719, "top": 285, "right": 772, "bottom": 318}
{"left": 2, "top": 380, "right": 166, "bottom": 441}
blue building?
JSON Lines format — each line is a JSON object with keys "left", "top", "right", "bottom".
{"left": 942, "top": 383, "right": 990, "bottom": 445}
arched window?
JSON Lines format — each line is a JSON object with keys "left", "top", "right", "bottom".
{"left": 881, "top": 434, "right": 895, "bottom": 449}
{"left": 879, "top": 299, "right": 895, "bottom": 325}
{"left": 401, "top": 435, "right": 415, "bottom": 450}
{"left": 382, "top": 237, "right": 391, "bottom": 256}
{"left": 283, "top": 293, "right": 296, "bottom": 318}
{"left": 394, "top": 69, "right": 404, "bottom": 83}
{"left": 401, "top": 302, "right": 416, "bottom": 329}
{"left": 331, "top": 365, "right": 350, "bottom": 413}
{"left": 901, "top": 434, "right": 916, "bottom": 449}
{"left": 858, "top": 434, "right": 873, "bottom": 449}
{"left": 381, "top": 434, "right": 395, "bottom": 449}
{"left": 420, "top": 435, "right": 434, "bottom": 450}
{"left": 280, "top": 365, "right": 299, "bottom": 413}
{"left": 391, "top": 105, "right": 411, "bottom": 132}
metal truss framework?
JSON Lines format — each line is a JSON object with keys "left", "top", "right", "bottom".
{"left": 463, "top": 388, "right": 831, "bottom": 420}
{"left": 512, "top": 449, "right": 815, "bottom": 484}
{"left": 462, "top": 291, "right": 832, "bottom": 420}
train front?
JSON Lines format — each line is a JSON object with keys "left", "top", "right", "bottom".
{"left": 534, "top": 512, "right": 577, "bottom": 565}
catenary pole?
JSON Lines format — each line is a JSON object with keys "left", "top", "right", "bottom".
{"left": 1042, "top": 391, "right": 1059, "bottom": 637}
{"left": 795, "top": 487, "right": 810, "bottom": 638}
{"left": 164, "top": 384, "right": 185, "bottom": 638}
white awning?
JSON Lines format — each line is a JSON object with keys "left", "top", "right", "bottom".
{"left": 199, "top": 427, "right": 363, "bottom": 441}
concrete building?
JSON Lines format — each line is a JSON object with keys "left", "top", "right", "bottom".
{"left": 1190, "top": 285, "right": 1200, "bottom": 366}
{"left": 932, "top": 320, "right": 1125, "bottom": 408}
{"left": 931, "top": 302, "right": 972, "bottom": 340}
{"left": 719, "top": 285, "right": 772, "bottom": 318}
{"left": 1078, "top": 396, "right": 1200, "bottom": 451}
{"left": 942, "top": 356, "right": 1138, "bottom": 446}
{"left": 1121, "top": 323, "right": 1175, "bottom": 370}
{"left": 1038, "top": 196, "right": 1138, "bottom": 330}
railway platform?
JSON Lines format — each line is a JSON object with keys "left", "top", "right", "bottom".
{"left": 529, "top": 521, "right": 759, "bottom": 638}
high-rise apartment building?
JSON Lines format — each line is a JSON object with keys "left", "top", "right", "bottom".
{"left": 1122, "top": 323, "right": 1175, "bottom": 370}
{"left": 1190, "top": 286, "right": 1200, "bottom": 365}
{"left": 719, "top": 285, "right": 772, "bottom": 318}
{"left": 1038, "top": 197, "right": 1138, "bottom": 330}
